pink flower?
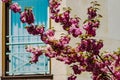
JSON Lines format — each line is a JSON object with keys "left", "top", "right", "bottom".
{"left": 10, "top": 3, "right": 21, "bottom": 13}
{"left": 46, "top": 29, "right": 55, "bottom": 37}
{"left": 114, "top": 71, "right": 120, "bottom": 79}
{"left": 83, "top": 22, "right": 92, "bottom": 30}
{"left": 87, "top": 28, "right": 96, "bottom": 36}
{"left": 72, "top": 65, "right": 81, "bottom": 74}
{"left": 1, "top": 0, "right": 9, "bottom": 3}
{"left": 20, "top": 11, "right": 26, "bottom": 23}
{"left": 26, "top": 25, "right": 36, "bottom": 35}
{"left": 36, "top": 25, "right": 45, "bottom": 35}
{"left": 45, "top": 52, "right": 55, "bottom": 58}
{"left": 26, "top": 9, "right": 34, "bottom": 24}
{"left": 76, "top": 39, "right": 103, "bottom": 55}
{"left": 68, "top": 75, "right": 76, "bottom": 80}
{"left": 96, "top": 40, "right": 103, "bottom": 50}
{"left": 26, "top": 24, "right": 45, "bottom": 35}
{"left": 74, "top": 27, "right": 82, "bottom": 36}
{"left": 59, "top": 36, "right": 70, "bottom": 45}
{"left": 40, "top": 29, "right": 56, "bottom": 44}
{"left": 45, "top": 46, "right": 56, "bottom": 58}
{"left": 49, "top": 0, "right": 60, "bottom": 19}
{"left": 93, "top": 21, "right": 100, "bottom": 28}
{"left": 83, "top": 22, "right": 97, "bottom": 36}
{"left": 30, "top": 55, "right": 39, "bottom": 63}
{"left": 20, "top": 9, "right": 34, "bottom": 24}
{"left": 115, "top": 56, "right": 120, "bottom": 67}
{"left": 59, "top": 10, "right": 70, "bottom": 24}
{"left": 88, "top": 7, "right": 97, "bottom": 19}
{"left": 56, "top": 56, "right": 67, "bottom": 61}
{"left": 76, "top": 39, "right": 88, "bottom": 52}
{"left": 31, "top": 47, "right": 43, "bottom": 56}
{"left": 54, "top": 16, "right": 60, "bottom": 23}
{"left": 70, "top": 17, "right": 80, "bottom": 27}
{"left": 41, "top": 33, "right": 49, "bottom": 44}
{"left": 26, "top": 46, "right": 43, "bottom": 63}
{"left": 69, "top": 26, "right": 82, "bottom": 37}
{"left": 26, "top": 46, "right": 33, "bottom": 52}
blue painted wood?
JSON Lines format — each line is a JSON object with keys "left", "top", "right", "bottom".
{"left": 7, "top": 0, "right": 49, "bottom": 75}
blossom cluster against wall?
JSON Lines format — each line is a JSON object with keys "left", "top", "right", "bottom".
{"left": 2, "top": 0, "right": 120, "bottom": 80}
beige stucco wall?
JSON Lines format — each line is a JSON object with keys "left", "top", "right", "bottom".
{"left": 52, "top": 0, "right": 120, "bottom": 80}
{"left": 66, "top": 0, "right": 108, "bottom": 38}
{"left": 108, "top": 0, "right": 120, "bottom": 40}
{"left": 0, "top": 0, "right": 120, "bottom": 80}
{"left": 51, "top": 0, "right": 68, "bottom": 80}
{"left": 65, "top": 0, "right": 108, "bottom": 79}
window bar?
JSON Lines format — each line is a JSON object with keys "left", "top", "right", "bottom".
{"left": 6, "top": 70, "right": 49, "bottom": 74}
{"left": 46, "top": 57, "right": 49, "bottom": 74}
{"left": 43, "top": 54, "right": 46, "bottom": 74}
{"left": 20, "top": 18, "right": 24, "bottom": 74}
{"left": 22, "top": 0, "right": 31, "bottom": 74}
{"left": 26, "top": 22, "right": 31, "bottom": 74}
{"left": 46, "top": 2, "right": 49, "bottom": 74}
{"left": 42, "top": 0, "right": 46, "bottom": 74}
{"left": 9, "top": 9, "right": 12, "bottom": 75}
{"left": 15, "top": 24, "right": 19, "bottom": 74}
{"left": 20, "top": 23, "right": 24, "bottom": 70}
{"left": 17, "top": 26, "right": 20, "bottom": 73}
{"left": 12, "top": 14, "right": 17, "bottom": 75}
{"left": 45, "top": 55, "right": 47, "bottom": 74}
{"left": 6, "top": 35, "right": 41, "bottom": 38}
{"left": 6, "top": 42, "right": 45, "bottom": 45}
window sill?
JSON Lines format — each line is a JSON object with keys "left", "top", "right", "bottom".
{"left": 1, "top": 74, "right": 53, "bottom": 80}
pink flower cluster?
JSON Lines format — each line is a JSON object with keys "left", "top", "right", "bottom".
{"left": 68, "top": 75, "right": 76, "bottom": 80}
{"left": 26, "top": 24, "right": 44, "bottom": 35}
{"left": 54, "top": 11, "right": 83, "bottom": 37}
{"left": 83, "top": 21, "right": 100, "bottom": 37}
{"left": 2, "top": 0, "right": 34, "bottom": 25}
{"left": 26, "top": 24, "right": 56, "bottom": 44}
{"left": 26, "top": 46, "right": 43, "bottom": 63}
{"left": 50, "top": 0, "right": 60, "bottom": 19}
{"left": 41, "top": 29, "right": 55, "bottom": 44}
{"left": 103, "top": 53, "right": 120, "bottom": 80}
{"left": 10, "top": 3, "right": 21, "bottom": 13}
{"left": 2, "top": 0, "right": 120, "bottom": 80}
{"left": 88, "top": 7, "right": 97, "bottom": 19}
{"left": 24, "top": 0, "right": 120, "bottom": 80}
{"left": 69, "top": 25, "right": 82, "bottom": 37}
{"left": 50, "top": 0, "right": 83, "bottom": 37}
{"left": 2, "top": 0, "right": 9, "bottom": 3}
{"left": 2, "top": 0, "right": 21, "bottom": 13}
{"left": 20, "top": 9, "right": 34, "bottom": 24}
{"left": 76, "top": 39, "right": 103, "bottom": 55}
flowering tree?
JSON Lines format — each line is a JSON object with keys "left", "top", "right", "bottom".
{"left": 2, "top": 0, "right": 120, "bottom": 80}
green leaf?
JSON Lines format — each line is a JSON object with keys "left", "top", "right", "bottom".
{"left": 95, "top": 4, "right": 100, "bottom": 6}
{"left": 83, "top": 19, "right": 89, "bottom": 24}
{"left": 95, "top": 7, "right": 100, "bottom": 10}
{"left": 98, "top": 14, "right": 103, "bottom": 18}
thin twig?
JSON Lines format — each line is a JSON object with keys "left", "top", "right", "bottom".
{"left": 98, "top": 54, "right": 116, "bottom": 80}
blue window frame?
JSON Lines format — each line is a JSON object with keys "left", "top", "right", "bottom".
{"left": 6, "top": 0, "right": 50, "bottom": 75}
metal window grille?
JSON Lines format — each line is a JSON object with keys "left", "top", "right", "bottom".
{"left": 6, "top": 0, "right": 50, "bottom": 75}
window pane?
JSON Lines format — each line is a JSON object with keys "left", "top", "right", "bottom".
{"left": 6, "top": 0, "right": 50, "bottom": 75}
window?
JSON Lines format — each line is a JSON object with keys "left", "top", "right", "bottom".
{"left": 2, "top": 0, "right": 51, "bottom": 76}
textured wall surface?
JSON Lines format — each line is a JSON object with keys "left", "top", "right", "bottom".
{"left": 66, "top": 1, "right": 106, "bottom": 79}
{"left": 108, "top": 0, "right": 120, "bottom": 40}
